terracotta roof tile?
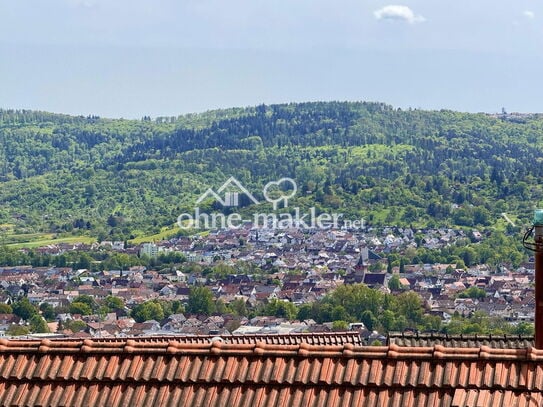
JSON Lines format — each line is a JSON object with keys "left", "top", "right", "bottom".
{"left": 388, "top": 332, "right": 534, "bottom": 348}
{"left": 1, "top": 337, "right": 543, "bottom": 406}
{"left": 451, "top": 389, "right": 543, "bottom": 407}
{"left": 50, "top": 331, "right": 364, "bottom": 346}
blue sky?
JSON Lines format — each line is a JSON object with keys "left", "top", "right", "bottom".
{"left": 1, "top": 0, "right": 542, "bottom": 118}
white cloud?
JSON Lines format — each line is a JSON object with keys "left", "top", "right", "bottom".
{"left": 374, "top": 5, "right": 425, "bottom": 24}
{"left": 523, "top": 10, "right": 535, "bottom": 19}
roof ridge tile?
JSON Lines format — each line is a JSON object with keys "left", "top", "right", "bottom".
{"left": 3, "top": 339, "right": 543, "bottom": 363}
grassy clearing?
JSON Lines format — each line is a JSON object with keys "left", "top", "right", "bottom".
{"left": 369, "top": 208, "right": 390, "bottom": 224}
{"left": 7, "top": 235, "right": 96, "bottom": 249}
{"left": 129, "top": 226, "right": 181, "bottom": 244}
{"left": 129, "top": 225, "right": 210, "bottom": 244}
{"left": 493, "top": 213, "right": 518, "bottom": 232}
{"left": 1, "top": 233, "right": 54, "bottom": 245}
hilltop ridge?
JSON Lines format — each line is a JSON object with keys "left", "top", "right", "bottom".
{"left": 0, "top": 101, "right": 542, "bottom": 242}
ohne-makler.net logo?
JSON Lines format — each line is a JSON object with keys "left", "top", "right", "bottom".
{"left": 177, "top": 177, "right": 365, "bottom": 230}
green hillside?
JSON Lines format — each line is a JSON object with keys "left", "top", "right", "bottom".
{"left": 1, "top": 102, "right": 542, "bottom": 241}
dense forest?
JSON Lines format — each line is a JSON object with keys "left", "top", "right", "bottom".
{"left": 0, "top": 102, "right": 542, "bottom": 241}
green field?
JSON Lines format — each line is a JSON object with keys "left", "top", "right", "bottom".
{"left": 6, "top": 235, "right": 96, "bottom": 249}
{"left": 129, "top": 226, "right": 181, "bottom": 244}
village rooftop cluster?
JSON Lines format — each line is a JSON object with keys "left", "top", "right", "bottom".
{"left": 0, "top": 225, "right": 535, "bottom": 338}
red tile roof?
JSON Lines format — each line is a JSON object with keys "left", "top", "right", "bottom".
{"left": 1, "top": 338, "right": 542, "bottom": 406}
{"left": 388, "top": 332, "right": 534, "bottom": 348}
{"left": 53, "top": 332, "right": 363, "bottom": 346}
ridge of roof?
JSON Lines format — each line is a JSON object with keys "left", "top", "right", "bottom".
{"left": 1, "top": 338, "right": 543, "bottom": 361}
{"left": 387, "top": 332, "right": 534, "bottom": 349}
{"left": 388, "top": 332, "right": 534, "bottom": 341}
{"left": 49, "top": 331, "right": 364, "bottom": 346}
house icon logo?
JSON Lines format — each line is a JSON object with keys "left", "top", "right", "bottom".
{"left": 196, "top": 177, "right": 259, "bottom": 207}
{"left": 179, "top": 176, "right": 362, "bottom": 230}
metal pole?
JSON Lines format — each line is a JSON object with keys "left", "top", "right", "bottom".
{"left": 535, "top": 225, "right": 543, "bottom": 349}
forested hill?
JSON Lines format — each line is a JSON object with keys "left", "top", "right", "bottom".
{"left": 0, "top": 102, "right": 542, "bottom": 240}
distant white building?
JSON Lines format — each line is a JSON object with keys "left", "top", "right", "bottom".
{"left": 140, "top": 243, "right": 158, "bottom": 258}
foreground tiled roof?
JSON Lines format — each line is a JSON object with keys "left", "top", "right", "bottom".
{"left": 388, "top": 332, "right": 534, "bottom": 348}
{"left": 2, "top": 337, "right": 543, "bottom": 406}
